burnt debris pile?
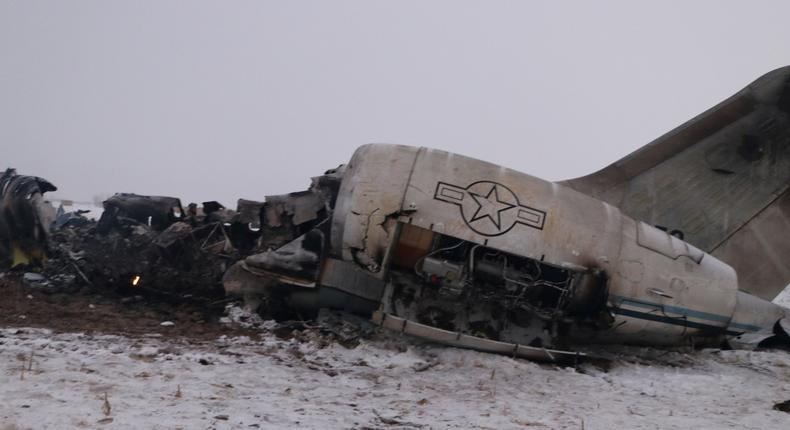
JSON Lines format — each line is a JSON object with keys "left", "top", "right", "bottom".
{"left": 9, "top": 193, "right": 250, "bottom": 301}
{"left": 0, "top": 167, "right": 343, "bottom": 309}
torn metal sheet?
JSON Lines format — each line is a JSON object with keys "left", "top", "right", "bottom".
{"left": 98, "top": 193, "right": 184, "bottom": 233}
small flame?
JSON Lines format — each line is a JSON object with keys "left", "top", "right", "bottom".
{"left": 131, "top": 275, "right": 141, "bottom": 287}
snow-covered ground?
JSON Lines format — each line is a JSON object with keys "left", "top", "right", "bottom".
{"left": 1, "top": 321, "right": 790, "bottom": 430}
{"left": 0, "top": 290, "right": 787, "bottom": 429}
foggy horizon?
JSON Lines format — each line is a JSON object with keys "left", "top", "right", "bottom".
{"left": 3, "top": 1, "right": 790, "bottom": 207}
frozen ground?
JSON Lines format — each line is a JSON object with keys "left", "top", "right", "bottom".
{"left": 0, "top": 290, "right": 788, "bottom": 429}
{"left": 1, "top": 320, "right": 790, "bottom": 430}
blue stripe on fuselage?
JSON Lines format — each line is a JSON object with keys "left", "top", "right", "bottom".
{"left": 609, "top": 294, "right": 762, "bottom": 333}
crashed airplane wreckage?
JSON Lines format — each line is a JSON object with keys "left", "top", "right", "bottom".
{"left": 225, "top": 66, "right": 790, "bottom": 361}
{"left": 0, "top": 168, "right": 57, "bottom": 268}
{"left": 2, "top": 66, "right": 790, "bottom": 362}
{"left": 0, "top": 183, "right": 255, "bottom": 298}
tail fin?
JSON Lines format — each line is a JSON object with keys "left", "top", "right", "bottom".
{"left": 562, "top": 66, "right": 790, "bottom": 301}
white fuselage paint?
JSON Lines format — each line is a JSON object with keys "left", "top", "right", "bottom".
{"left": 332, "top": 144, "right": 789, "bottom": 346}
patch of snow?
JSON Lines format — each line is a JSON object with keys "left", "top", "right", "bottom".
{"left": 224, "top": 304, "right": 273, "bottom": 329}
{"left": 1, "top": 327, "right": 789, "bottom": 429}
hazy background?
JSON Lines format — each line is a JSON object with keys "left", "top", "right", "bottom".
{"left": 2, "top": 1, "right": 790, "bottom": 206}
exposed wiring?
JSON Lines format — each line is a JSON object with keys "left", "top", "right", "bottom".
{"left": 413, "top": 239, "right": 466, "bottom": 278}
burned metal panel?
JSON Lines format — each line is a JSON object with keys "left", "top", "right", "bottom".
{"left": 263, "top": 191, "right": 323, "bottom": 227}
{"left": 236, "top": 199, "right": 264, "bottom": 228}
{"left": 310, "top": 167, "right": 345, "bottom": 211}
{"left": 319, "top": 258, "right": 385, "bottom": 302}
{"left": 257, "top": 169, "right": 343, "bottom": 250}
{"left": 562, "top": 66, "right": 790, "bottom": 300}
{"left": 98, "top": 193, "right": 184, "bottom": 232}
{"left": 227, "top": 198, "right": 264, "bottom": 252}
{"left": 245, "top": 229, "right": 325, "bottom": 282}
{"left": 202, "top": 201, "right": 237, "bottom": 224}
{"left": 152, "top": 221, "right": 194, "bottom": 249}
{"left": 260, "top": 185, "right": 330, "bottom": 249}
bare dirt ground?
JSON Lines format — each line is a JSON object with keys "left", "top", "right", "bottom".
{"left": 0, "top": 276, "right": 260, "bottom": 340}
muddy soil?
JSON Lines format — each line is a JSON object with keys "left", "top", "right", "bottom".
{"left": 0, "top": 276, "right": 260, "bottom": 340}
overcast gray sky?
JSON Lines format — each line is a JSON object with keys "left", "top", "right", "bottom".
{"left": 2, "top": 1, "right": 790, "bottom": 206}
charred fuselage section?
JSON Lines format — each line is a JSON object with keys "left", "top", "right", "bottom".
{"left": 383, "top": 225, "right": 609, "bottom": 349}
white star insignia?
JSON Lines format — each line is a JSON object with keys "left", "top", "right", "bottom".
{"left": 469, "top": 185, "right": 515, "bottom": 229}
